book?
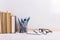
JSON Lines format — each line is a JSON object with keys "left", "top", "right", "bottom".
{"left": 11, "top": 15, "right": 15, "bottom": 33}
{"left": 15, "top": 16, "right": 20, "bottom": 33}
{"left": 0, "top": 12, "right": 3, "bottom": 33}
{"left": 3, "top": 12, "right": 7, "bottom": 33}
{"left": 6, "top": 12, "right": 12, "bottom": 33}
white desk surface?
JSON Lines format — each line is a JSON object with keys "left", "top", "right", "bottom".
{"left": 0, "top": 32, "right": 60, "bottom": 40}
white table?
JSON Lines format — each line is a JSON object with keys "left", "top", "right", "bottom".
{"left": 0, "top": 32, "right": 60, "bottom": 40}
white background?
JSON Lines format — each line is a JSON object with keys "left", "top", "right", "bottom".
{"left": 0, "top": 0, "right": 60, "bottom": 28}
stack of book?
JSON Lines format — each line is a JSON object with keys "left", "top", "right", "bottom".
{"left": 0, "top": 11, "right": 15, "bottom": 34}
{"left": 0, "top": 11, "right": 30, "bottom": 34}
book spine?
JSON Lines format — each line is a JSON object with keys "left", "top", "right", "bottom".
{"left": 3, "top": 13, "right": 7, "bottom": 33}
{"left": 15, "top": 16, "right": 20, "bottom": 33}
{"left": 11, "top": 16, "right": 15, "bottom": 33}
{"left": 6, "top": 12, "right": 12, "bottom": 33}
{"left": 15, "top": 16, "right": 17, "bottom": 32}
{"left": 0, "top": 12, "right": 3, "bottom": 33}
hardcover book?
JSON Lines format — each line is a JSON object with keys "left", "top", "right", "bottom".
{"left": 6, "top": 12, "right": 12, "bottom": 33}
{"left": 0, "top": 12, "right": 3, "bottom": 33}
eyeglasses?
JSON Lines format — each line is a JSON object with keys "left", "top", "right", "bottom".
{"left": 26, "top": 28, "right": 52, "bottom": 35}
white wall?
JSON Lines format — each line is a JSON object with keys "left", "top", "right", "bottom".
{"left": 0, "top": 0, "right": 60, "bottom": 28}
